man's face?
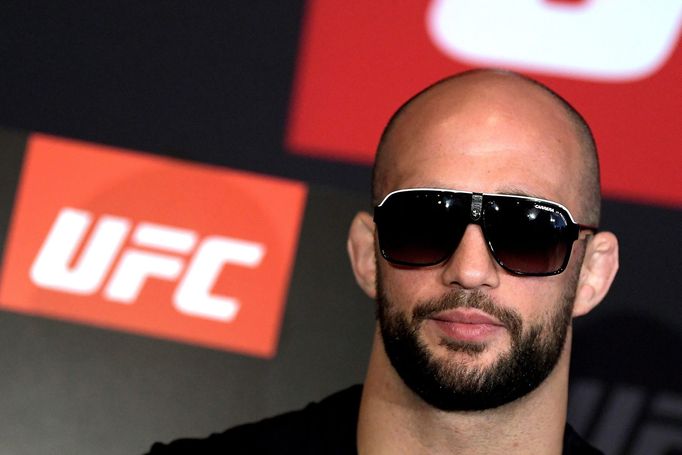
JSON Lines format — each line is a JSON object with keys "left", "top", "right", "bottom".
{"left": 374, "top": 77, "right": 588, "bottom": 411}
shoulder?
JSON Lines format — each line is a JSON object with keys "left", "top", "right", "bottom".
{"left": 146, "top": 385, "right": 362, "bottom": 455}
{"left": 563, "top": 424, "right": 604, "bottom": 455}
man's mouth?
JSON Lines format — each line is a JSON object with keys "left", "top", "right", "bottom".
{"left": 429, "top": 308, "right": 505, "bottom": 342}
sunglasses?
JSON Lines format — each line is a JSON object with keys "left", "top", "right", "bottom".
{"left": 373, "top": 188, "right": 597, "bottom": 276}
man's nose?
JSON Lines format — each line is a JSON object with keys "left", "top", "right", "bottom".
{"left": 440, "top": 224, "right": 500, "bottom": 289}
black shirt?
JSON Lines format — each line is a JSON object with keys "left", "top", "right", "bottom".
{"left": 147, "top": 385, "right": 603, "bottom": 454}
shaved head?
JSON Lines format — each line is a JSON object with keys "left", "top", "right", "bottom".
{"left": 372, "top": 69, "right": 601, "bottom": 225}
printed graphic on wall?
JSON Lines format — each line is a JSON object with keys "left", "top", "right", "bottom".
{"left": 287, "top": 0, "right": 682, "bottom": 207}
{"left": 0, "top": 134, "right": 307, "bottom": 357}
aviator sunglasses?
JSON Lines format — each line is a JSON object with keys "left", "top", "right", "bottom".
{"left": 373, "top": 188, "right": 597, "bottom": 276}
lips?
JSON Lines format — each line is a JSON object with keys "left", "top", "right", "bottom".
{"left": 431, "top": 308, "right": 504, "bottom": 326}
{"left": 429, "top": 309, "right": 505, "bottom": 342}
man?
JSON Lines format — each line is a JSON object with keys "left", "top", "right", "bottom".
{"left": 148, "top": 69, "right": 619, "bottom": 454}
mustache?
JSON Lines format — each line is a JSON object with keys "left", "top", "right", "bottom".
{"left": 412, "top": 290, "right": 522, "bottom": 334}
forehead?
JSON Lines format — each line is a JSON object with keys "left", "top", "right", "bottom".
{"left": 379, "top": 76, "right": 584, "bottom": 213}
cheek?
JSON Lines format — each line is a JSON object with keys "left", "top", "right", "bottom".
{"left": 378, "top": 262, "right": 441, "bottom": 308}
{"left": 496, "top": 275, "right": 572, "bottom": 324}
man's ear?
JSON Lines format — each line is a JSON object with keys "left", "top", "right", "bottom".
{"left": 347, "top": 211, "right": 377, "bottom": 299}
{"left": 573, "top": 231, "right": 619, "bottom": 317}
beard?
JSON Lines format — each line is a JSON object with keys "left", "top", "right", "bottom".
{"left": 376, "top": 267, "right": 578, "bottom": 412}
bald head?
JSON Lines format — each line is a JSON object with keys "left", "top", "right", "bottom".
{"left": 372, "top": 69, "right": 601, "bottom": 225}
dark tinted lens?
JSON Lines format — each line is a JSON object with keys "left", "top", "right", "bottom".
{"left": 483, "top": 198, "right": 573, "bottom": 274}
{"left": 375, "top": 191, "right": 468, "bottom": 266}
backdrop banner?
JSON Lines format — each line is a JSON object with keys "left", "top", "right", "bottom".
{"left": 0, "top": 1, "right": 680, "bottom": 453}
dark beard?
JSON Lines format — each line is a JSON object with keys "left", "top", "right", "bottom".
{"left": 376, "top": 272, "right": 576, "bottom": 411}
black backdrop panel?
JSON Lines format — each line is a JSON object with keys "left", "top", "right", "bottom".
{"left": 0, "top": 0, "right": 367, "bottom": 192}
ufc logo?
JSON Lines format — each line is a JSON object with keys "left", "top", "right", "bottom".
{"left": 427, "top": 0, "right": 682, "bottom": 80}
{"left": 29, "top": 208, "right": 265, "bottom": 322}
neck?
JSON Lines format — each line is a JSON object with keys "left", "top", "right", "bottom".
{"left": 357, "top": 328, "right": 572, "bottom": 455}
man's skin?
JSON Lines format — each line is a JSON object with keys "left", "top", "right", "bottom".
{"left": 347, "top": 71, "right": 619, "bottom": 454}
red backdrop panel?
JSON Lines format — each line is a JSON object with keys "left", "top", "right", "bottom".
{"left": 287, "top": 0, "right": 682, "bottom": 208}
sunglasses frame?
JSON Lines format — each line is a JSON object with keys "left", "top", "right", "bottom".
{"left": 373, "top": 188, "right": 598, "bottom": 276}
